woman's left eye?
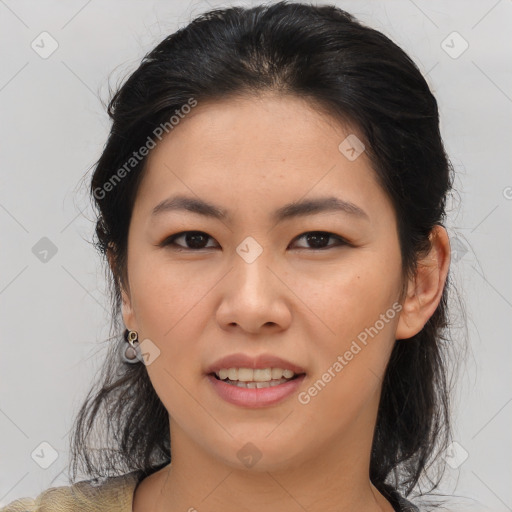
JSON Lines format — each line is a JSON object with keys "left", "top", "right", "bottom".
{"left": 291, "top": 231, "right": 349, "bottom": 250}
{"left": 159, "top": 231, "right": 350, "bottom": 251}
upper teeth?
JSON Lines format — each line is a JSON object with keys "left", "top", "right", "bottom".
{"left": 215, "top": 367, "right": 296, "bottom": 381}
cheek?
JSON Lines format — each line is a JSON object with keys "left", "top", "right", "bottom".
{"left": 298, "top": 283, "right": 399, "bottom": 429}
{"left": 301, "top": 256, "right": 399, "bottom": 337}
{"left": 303, "top": 255, "right": 401, "bottom": 388}
{"left": 127, "top": 256, "right": 216, "bottom": 384}
{"left": 129, "top": 254, "right": 211, "bottom": 336}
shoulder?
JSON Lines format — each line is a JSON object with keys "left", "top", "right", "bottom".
{"left": 0, "top": 472, "right": 141, "bottom": 512}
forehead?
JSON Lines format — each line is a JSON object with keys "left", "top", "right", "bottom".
{"left": 150, "top": 93, "right": 354, "bottom": 159}
{"left": 134, "top": 93, "right": 391, "bottom": 225}
{"left": 145, "top": 93, "right": 360, "bottom": 170}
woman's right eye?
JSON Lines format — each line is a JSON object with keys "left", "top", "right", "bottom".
{"left": 160, "top": 231, "right": 218, "bottom": 251}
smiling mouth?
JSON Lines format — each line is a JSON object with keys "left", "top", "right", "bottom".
{"left": 209, "top": 372, "right": 304, "bottom": 389}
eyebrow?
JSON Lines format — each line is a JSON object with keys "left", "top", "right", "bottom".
{"left": 151, "top": 194, "right": 370, "bottom": 223}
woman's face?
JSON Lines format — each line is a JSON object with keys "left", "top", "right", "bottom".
{"left": 121, "top": 93, "right": 407, "bottom": 472}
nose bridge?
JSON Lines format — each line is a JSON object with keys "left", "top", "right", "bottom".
{"left": 214, "top": 226, "right": 295, "bottom": 333}
{"left": 232, "top": 236, "right": 275, "bottom": 299}
{"left": 215, "top": 236, "right": 285, "bottom": 328}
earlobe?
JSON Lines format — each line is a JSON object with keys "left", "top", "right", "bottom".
{"left": 395, "top": 225, "right": 451, "bottom": 340}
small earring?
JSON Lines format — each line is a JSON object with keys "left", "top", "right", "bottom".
{"left": 123, "top": 329, "right": 142, "bottom": 364}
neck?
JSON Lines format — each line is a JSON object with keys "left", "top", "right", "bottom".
{"left": 138, "top": 417, "right": 394, "bottom": 512}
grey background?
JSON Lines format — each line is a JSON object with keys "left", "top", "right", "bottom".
{"left": 1, "top": 0, "right": 511, "bottom": 510}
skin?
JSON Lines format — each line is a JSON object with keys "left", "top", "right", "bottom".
{"left": 113, "top": 93, "right": 451, "bottom": 512}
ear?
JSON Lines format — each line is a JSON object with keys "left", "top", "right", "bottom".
{"left": 107, "top": 244, "right": 137, "bottom": 331}
{"left": 395, "top": 225, "right": 451, "bottom": 340}
{"left": 120, "top": 285, "right": 137, "bottom": 332}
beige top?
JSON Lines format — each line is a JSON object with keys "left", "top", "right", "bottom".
{"left": 0, "top": 472, "right": 140, "bottom": 512}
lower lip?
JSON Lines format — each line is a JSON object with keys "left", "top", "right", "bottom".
{"left": 206, "top": 374, "right": 306, "bottom": 408}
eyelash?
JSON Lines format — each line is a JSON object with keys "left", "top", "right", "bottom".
{"left": 159, "top": 231, "right": 351, "bottom": 251}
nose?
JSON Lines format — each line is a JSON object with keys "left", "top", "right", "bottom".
{"left": 215, "top": 250, "right": 292, "bottom": 335}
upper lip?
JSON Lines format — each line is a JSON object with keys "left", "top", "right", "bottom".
{"left": 206, "top": 353, "right": 306, "bottom": 375}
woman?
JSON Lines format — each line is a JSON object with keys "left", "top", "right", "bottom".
{"left": 2, "top": 2, "right": 456, "bottom": 511}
